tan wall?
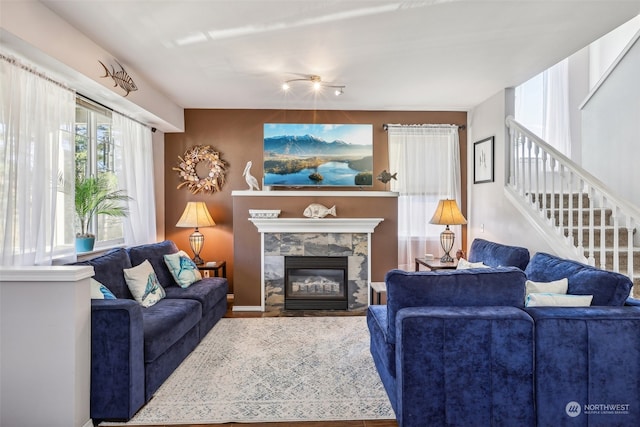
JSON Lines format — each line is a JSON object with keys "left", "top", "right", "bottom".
{"left": 164, "top": 109, "right": 467, "bottom": 302}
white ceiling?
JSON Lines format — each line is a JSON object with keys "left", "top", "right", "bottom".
{"left": 32, "top": 0, "right": 640, "bottom": 111}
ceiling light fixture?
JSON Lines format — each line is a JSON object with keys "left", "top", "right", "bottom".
{"left": 282, "top": 74, "right": 345, "bottom": 96}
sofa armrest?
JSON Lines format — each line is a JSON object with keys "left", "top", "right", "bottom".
{"left": 90, "top": 299, "right": 145, "bottom": 421}
{"left": 626, "top": 296, "right": 640, "bottom": 306}
{"left": 525, "top": 306, "right": 640, "bottom": 426}
{"left": 395, "top": 306, "right": 535, "bottom": 427}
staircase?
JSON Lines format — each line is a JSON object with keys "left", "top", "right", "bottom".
{"left": 505, "top": 117, "right": 640, "bottom": 298}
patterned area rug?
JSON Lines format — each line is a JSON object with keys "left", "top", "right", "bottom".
{"left": 103, "top": 316, "right": 394, "bottom": 425}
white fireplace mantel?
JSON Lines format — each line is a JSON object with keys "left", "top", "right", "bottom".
{"left": 249, "top": 217, "right": 384, "bottom": 233}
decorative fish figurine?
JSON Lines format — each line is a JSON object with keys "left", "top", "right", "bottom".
{"left": 98, "top": 60, "right": 138, "bottom": 97}
{"left": 376, "top": 170, "right": 397, "bottom": 184}
{"left": 303, "top": 203, "right": 336, "bottom": 219}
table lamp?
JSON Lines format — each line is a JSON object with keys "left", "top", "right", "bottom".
{"left": 176, "top": 201, "right": 216, "bottom": 264}
{"left": 429, "top": 199, "right": 467, "bottom": 263}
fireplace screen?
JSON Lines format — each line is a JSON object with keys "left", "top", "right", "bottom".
{"left": 284, "top": 256, "right": 348, "bottom": 310}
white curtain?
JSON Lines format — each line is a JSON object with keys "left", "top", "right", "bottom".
{"left": 388, "top": 125, "right": 461, "bottom": 270}
{"left": 112, "top": 112, "right": 157, "bottom": 245}
{"left": 515, "top": 58, "right": 571, "bottom": 155}
{"left": 0, "top": 55, "right": 75, "bottom": 266}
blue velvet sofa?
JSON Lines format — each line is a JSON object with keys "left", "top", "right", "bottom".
{"left": 73, "top": 240, "right": 228, "bottom": 422}
{"left": 368, "top": 241, "right": 640, "bottom": 427}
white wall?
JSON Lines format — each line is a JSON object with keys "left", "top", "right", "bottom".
{"left": 582, "top": 35, "right": 640, "bottom": 206}
{"left": 589, "top": 15, "right": 640, "bottom": 87}
{"left": 467, "top": 89, "right": 555, "bottom": 257}
{"left": 0, "top": 0, "right": 184, "bottom": 133}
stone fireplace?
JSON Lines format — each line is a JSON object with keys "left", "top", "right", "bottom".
{"left": 249, "top": 218, "right": 383, "bottom": 312}
{"left": 284, "top": 256, "right": 348, "bottom": 310}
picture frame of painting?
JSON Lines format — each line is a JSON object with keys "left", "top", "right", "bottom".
{"left": 263, "top": 123, "right": 373, "bottom": 187}
{"left": 473, "top": 136, "right": 494, "bottom": 184}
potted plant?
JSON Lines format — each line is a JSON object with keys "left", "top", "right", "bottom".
{"left": 75, "top": 174, "right": 130, "bottom": 252}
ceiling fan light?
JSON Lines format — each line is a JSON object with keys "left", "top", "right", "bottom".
{"left": 313, "top": 81, "right": 322, "bottom": 91}
{"left": 282, "top": 82, "right": 290, "bottom": 91}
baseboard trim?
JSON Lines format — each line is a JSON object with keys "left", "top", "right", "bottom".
{"left": 232, "top": 305, "right": 264, "bottom": 312}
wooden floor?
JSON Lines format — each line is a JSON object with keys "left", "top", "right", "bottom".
{"left": 119, "top": 297, "right": 398, "bottom": 427}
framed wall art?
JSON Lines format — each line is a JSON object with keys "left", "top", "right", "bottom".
{"left": 263, "top": 123, "right": 373, "bottom": 187}
{"left": 473, "top": 136, "right": 494, "bottom": 184}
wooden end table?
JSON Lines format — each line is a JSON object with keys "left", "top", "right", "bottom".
{"left": 197, "top": 260, "right": 227, "bottom": 278}
{"left": 370, "top": 281, "right": 387, "bottom": 305}
{"left": 415, "top": 258, "right": 458, "bottom": 271}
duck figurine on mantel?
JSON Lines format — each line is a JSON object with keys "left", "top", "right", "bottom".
{"left": 243, "top": 161, "right": 260, "bottom": 191}
{"left": 303, "top": 203, "right": 337, "bottom": 219}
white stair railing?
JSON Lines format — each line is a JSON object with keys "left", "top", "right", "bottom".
{"left": 505, "top": 116, "right": 639, "bottom": 292}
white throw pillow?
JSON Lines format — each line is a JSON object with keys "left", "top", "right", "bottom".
{"left": 526, "top": 278, "right": 568, "bottom": 295}
{"left": 164, "top": 250, "right": 202, "bottom": 288}
{"left": 525, "top": 293, "right": 593, "bottom": 307}
{"left": 90, "top": 278, "right": 116, "bottom": 300}
{"left": 456, "top": 258, "right": 489, "bottom": 270}
{"left": 124, "top": 260, "right": 166, "bottom": 307}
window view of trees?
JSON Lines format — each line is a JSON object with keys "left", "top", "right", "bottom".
{"left": 75, "top": 100, "right": 124, "bottom": 247}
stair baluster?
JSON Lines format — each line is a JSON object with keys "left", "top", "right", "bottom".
{"left": 505, "top": 116, "right": 640, "bottom": 298}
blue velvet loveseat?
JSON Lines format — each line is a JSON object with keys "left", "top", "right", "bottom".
{"left": 73, "top": 240, "right": 228, "bottom": 422}
{"left": 368, "top": 241, "right": 640, "bottom": 427}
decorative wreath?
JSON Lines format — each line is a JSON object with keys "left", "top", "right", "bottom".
{"left": 173, "top": 145, "right": 227, "bottom": 194}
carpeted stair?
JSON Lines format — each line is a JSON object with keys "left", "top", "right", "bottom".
{"left": 532, "top": 192, "right": 639, "bottom": 298}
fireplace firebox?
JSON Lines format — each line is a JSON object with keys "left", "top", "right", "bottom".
{"left": 284, "top": 256, "right": 348, "bottom": 310}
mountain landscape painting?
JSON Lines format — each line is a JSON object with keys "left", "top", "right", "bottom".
{"left": 263, "top": 123, "right": 373, "bottom": 187}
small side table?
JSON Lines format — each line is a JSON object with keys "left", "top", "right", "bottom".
{"left": 415, "top": 258, "right": 458, "bottom": 271}
{"left": 370, "top": 281, "right": 387, "bottom": 305}
{"left": 198, "top": 260, "right": 227, "bottom": 278}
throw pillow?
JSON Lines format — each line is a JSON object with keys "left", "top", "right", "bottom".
{"left": 123, "top": 260, "right": 166, "bottom": 307}
{"left": 456, "top": 258, "right": 489, "bottom": 270}
{"left": 526, "top": 278, "right": 568, "bottom": 295}
{"left": 164, "top": 250, "right": 202, "bottom": 288}
{"left": 525, "top": 293, "right": 593, "bottom": 307}
{"left": 90, "top": 278, "right": 117, "bottom": 300}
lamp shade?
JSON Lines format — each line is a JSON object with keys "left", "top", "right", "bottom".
{"left": 429, "top": 199, "right": 467, "bottom": 226}
{"left": 176, "top": 202, "right": 216, "bottom": 228}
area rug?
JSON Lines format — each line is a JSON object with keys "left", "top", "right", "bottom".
{"left": 102, "top": 316, "right": 394, "bottom": 425}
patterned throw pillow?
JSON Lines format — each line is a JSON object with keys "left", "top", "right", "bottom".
{"left": 90, "top": 278, "right": 117, "bottom": 300}
{"left": 164, "top": 250, "right": 202, "bottom": 288}
{"left": 123, "top": 260, "right": 166, "bottom": 307}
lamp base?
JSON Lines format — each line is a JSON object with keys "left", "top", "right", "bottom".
{"left": 439, "top": 225, "right": 456, "bottom": 264}
{"left": 440, "top": 253, "right": 454, "bottom": 263}
{"left": 189, "top": 228, "right": 205, "bottom": 266}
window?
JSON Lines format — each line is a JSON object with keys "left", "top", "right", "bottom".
{"left": 74, "top": 98, "right": 125, "bottom": 248}
{"left": 515, "top": 58, "right": 571, "bottom": 156}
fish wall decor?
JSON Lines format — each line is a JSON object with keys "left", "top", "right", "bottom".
{"left": 376, "top": 170, "right": 397, "bottom": 184}
{"left": 98, "top": 60, "right": 138, "bottom": 97}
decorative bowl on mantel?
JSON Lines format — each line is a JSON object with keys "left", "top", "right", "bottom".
{"left": 249, "top": 209, "right": 281, "bottom": 219}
